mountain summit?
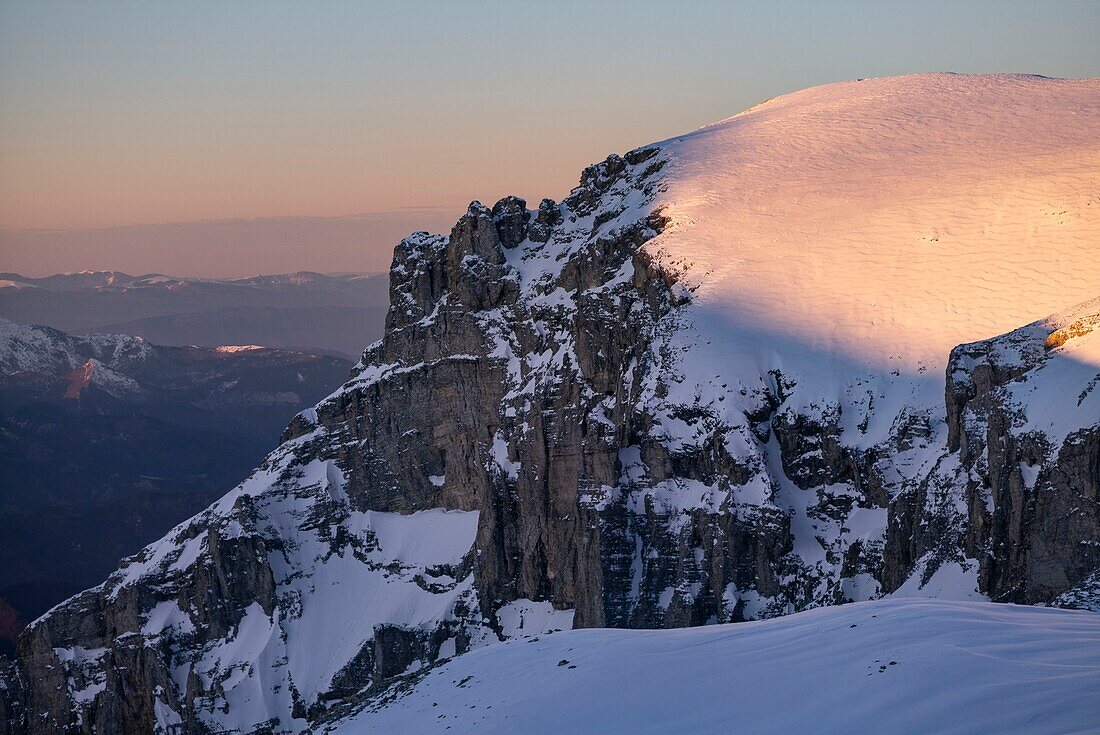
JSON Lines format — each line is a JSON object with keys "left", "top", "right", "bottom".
{"left": 2, "top": 73, "right": 1098, "bottom": 735}
{"left": 649, "top": 73, "right": 1100, "bottom": 367}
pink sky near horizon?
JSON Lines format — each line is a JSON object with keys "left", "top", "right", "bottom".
{"left": 2, "top": 1, "right": 1098, "bottom": 278}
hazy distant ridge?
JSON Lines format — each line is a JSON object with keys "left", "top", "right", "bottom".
{"left": 0, "top": 270, "right": 390, "bottom": 359}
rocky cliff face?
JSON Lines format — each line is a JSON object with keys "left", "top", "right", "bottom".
{"left": 886, "top": 306, "right": 1100, "bottom": 603}
{"left": 2, "top": 74, "right": 1098, "bottom": 735}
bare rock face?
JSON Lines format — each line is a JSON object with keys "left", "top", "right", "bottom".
{"left": 527, "top": 198, "right": 562, "bottom": 243}
{"left": 490, "top": 196, "right": 530, "bottom": 249}
{"left": 885, "top": 309, "right": 1100, "bottom": 602}
{"left": 1051, "top": 568, "right": 1100, "bottom": 611}
{"left": 1, "top": 137, "right": 1097, "bottom": 734}
{"left": 923, "top": 320, "right": 1097, "bottom": 602}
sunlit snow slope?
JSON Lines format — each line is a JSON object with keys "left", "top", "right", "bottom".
{"left": 334, "top": 599, "right": 1100, "bottom": 735}
{"left": 648, "top": 74, "right": 1100, "bottom": 373}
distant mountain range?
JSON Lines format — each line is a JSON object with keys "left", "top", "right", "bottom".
{"left": 0, "top": 319, "right": 352, "bottom": 654}
{"left": 0, "top": 270, "right": 390, "bottom": 359}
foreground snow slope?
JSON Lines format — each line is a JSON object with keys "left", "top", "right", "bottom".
{"left": 336, "top": 599, "right": 1100, "bottom": 735}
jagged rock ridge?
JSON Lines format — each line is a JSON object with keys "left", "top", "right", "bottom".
{"left": 1, "top": 73, "right": 1098, "bottom": 735}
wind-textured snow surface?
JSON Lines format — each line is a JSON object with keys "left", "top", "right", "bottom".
{"left": 649, "top": 73, "right": 1100, "bottom": 373}
{"left": 334, "top": 599, "right": 1100, "bottom": 735}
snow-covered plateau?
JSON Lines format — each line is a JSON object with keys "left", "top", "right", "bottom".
{"left": 1, "top": 73, "right": 1098, "bottom": 735}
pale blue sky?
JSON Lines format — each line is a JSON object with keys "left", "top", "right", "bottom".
{"left": 2, "top": 0, "right": 1098, "bottom": 275}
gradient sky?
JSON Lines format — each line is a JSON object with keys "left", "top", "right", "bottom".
{"left": 2, "top": 0, "right": 1099, "bottom": 277}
